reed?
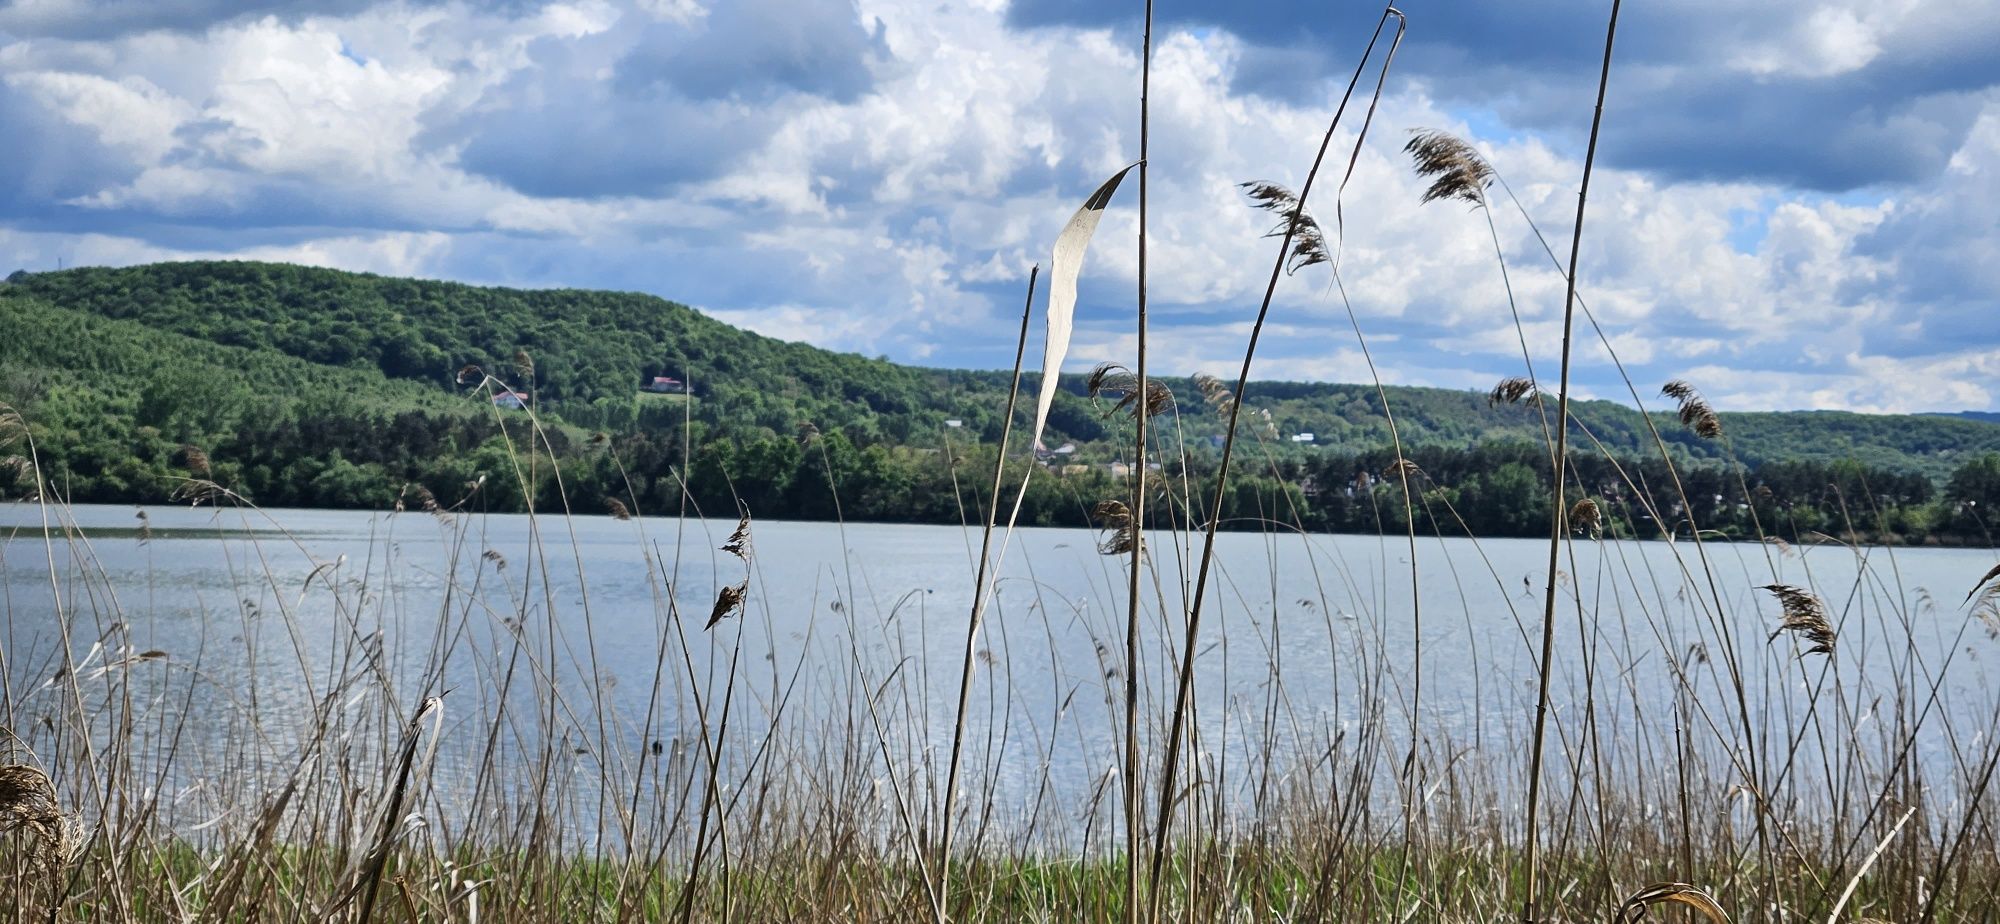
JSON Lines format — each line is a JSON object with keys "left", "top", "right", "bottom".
{"left": 2, "top": 4, "right": 1990, "bottom": 923}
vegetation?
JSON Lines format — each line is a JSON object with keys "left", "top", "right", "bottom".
{"left": 1, "top": 262, "right": 1997, "bottom": 543}
{"left": 5, "top": 3, "right": 2000, "bottom": 921}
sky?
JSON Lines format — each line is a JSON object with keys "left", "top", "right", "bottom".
{"left": 1, "top": 0, "right": 1997, "bottom": 413}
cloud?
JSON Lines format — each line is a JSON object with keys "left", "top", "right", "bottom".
{"left": 1011, "top": 0, "right": 2000, "bottom": 193}
{"left": 0, "top": 0, "right": 1993, "bottom": 413}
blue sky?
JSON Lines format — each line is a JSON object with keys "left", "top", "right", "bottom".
{"left": 1, "top": 0, "right": 1996, "bottom": 412}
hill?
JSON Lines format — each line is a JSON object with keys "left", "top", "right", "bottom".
{"left": 2, "top": 261, "right": 1997, "bottom": 539}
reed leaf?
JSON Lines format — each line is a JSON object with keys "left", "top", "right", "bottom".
{"left": 1029, "top": 163, "right": 1138, "bottom": 452}
{"left": 1615, "top": 882, "right": 1731, "bottom": 924}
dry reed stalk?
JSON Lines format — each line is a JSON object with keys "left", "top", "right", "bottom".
{"left": 1763, "top": 583, "right": 1836, "bottom": 656}
{"left": 938, "top": 267, "right": 1038, "bottom": 919}
{"left": 1523, "top": 4, "right": 1623, "bottom": 920}
{"left": 1149, "top": 8, "right": 1407, "bottom": 912}
{"left": 352, "top": 695, "right": 445, "bottom": 924}
{"left": 1965, "top": 563, "right": 2000, "bottom": 604}
{"left": 1129, "top": 18, "right": 1154, "bottom": 918}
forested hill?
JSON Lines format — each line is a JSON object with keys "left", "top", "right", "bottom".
{"left": 2, "top": 261, "right": 1998, "bottom": 539}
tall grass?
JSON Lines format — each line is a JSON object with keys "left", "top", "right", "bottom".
{"left": 5, "top": 3, "right": 1999, "bottom": 923}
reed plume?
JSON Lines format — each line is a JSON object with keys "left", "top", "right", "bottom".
{"left": 1763, "top": 583, "right": 1835, "bottom": 656}
{"left": 0, "top": 764, "right": 70, "bottom": 874}
{"left": 1091, "top": 499, "right": 1139, "bottom": 556}
{"left": 180, "top": 444, "right": 212, "bottom": 478}
{"left": 1569, "top": 497, "right": 1603, "bottom": 537}
{"left": 706, "top": 582, "right": 747, "bottom": 630}
{"left": 1239, "top": 182, "right": 1330, "bottom": 274}
{"left": 1087, "top": 363, "right": 1173, "bottom": 418}
{"left": 605, "top": 498, "right": 632, "bottom": 521}
{"left": 512, "top": 348, "right": 535, "bottom": 383}
{"left": 1489, "top": 376, "right": 1539, "bottom": 407}
{"left": 1662, "top": 379, "right": 1723, "bottom": 439}
{"left": 1404, "top": 129, "right": 1496, "bottom": 207}
{"left": 1382, "top": 458, "right": 1422, "bottom": 480}
{"left": 1192, "top": 372, "right": 1235, "bottom": 414}
{"left": 722, "top": 512, "right": 753, "bottom": 562}
{"left": 706, "top": 512, "right": 753, "bottom": 629}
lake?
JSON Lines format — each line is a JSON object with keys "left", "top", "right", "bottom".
{"left": 3, "top": 501, "right": 1995, "bottom": 851}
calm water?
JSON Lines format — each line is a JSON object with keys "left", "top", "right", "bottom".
{"left": 3, "top": 502, "right": 1995, "bottom": 845}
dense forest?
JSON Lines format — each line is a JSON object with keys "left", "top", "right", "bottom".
{"left": 2, "top": 261, "right": 1998, "bottom": 543}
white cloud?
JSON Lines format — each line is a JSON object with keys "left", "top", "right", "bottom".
{"left": 0, "top": 0, "right": 1994, "bottom": 413}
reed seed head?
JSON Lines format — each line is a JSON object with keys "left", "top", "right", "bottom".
{"left": 1091, "top": 499, "right": 1139, "bottom": 557}
{"left": 1404, "top": 129, "right": 1496, "bottom": 207}
{"left": 1489, "top": 376, "right": 1539, "bottom": 407}
{"left": 1086, "top": 363, "right": 1173, "bottom": 419}
{"left": 0, "top": 764, "right": 72, "bottom": 875}
{"left": 1570, "top": 497, "right": 1603, "bottom": 537}
{"left": 1661, "top": 379, "right": 1723, "bottom": 439}
{"left": 1192, "top": 373, "right": 1236, "bottom": 415}
{"left": 1762, "top": 583, "right": 1835, "bottom": 656}
{"left": 722, "top": 511, "right": 753, "bottom": 563}
{"left": 706, "top": 580, "right": 748, "bottom": 630}
{"left": 180, "top": 444, "right": 211, "bottom": 478}
{"left": 1382, "top": 458, "right": 1422, "bottom": 480}
{"left": 606, "top": 497, "right": 631, "bottom": 521}
{"left": 1239, "top": 181, "right": 1330, "bottom": 274}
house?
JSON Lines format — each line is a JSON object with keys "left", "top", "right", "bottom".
{"left": 644, "top": 376, "right": 685, "bottom": 394}
{"left": 1035, "top": 441, "right": 1078, "bottom": 461}
{"left": 492, "top": 391, "right": 530, "bottom": 409}
{"left": 1289, "top": 432, "right": 1316, "bottom": 443}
